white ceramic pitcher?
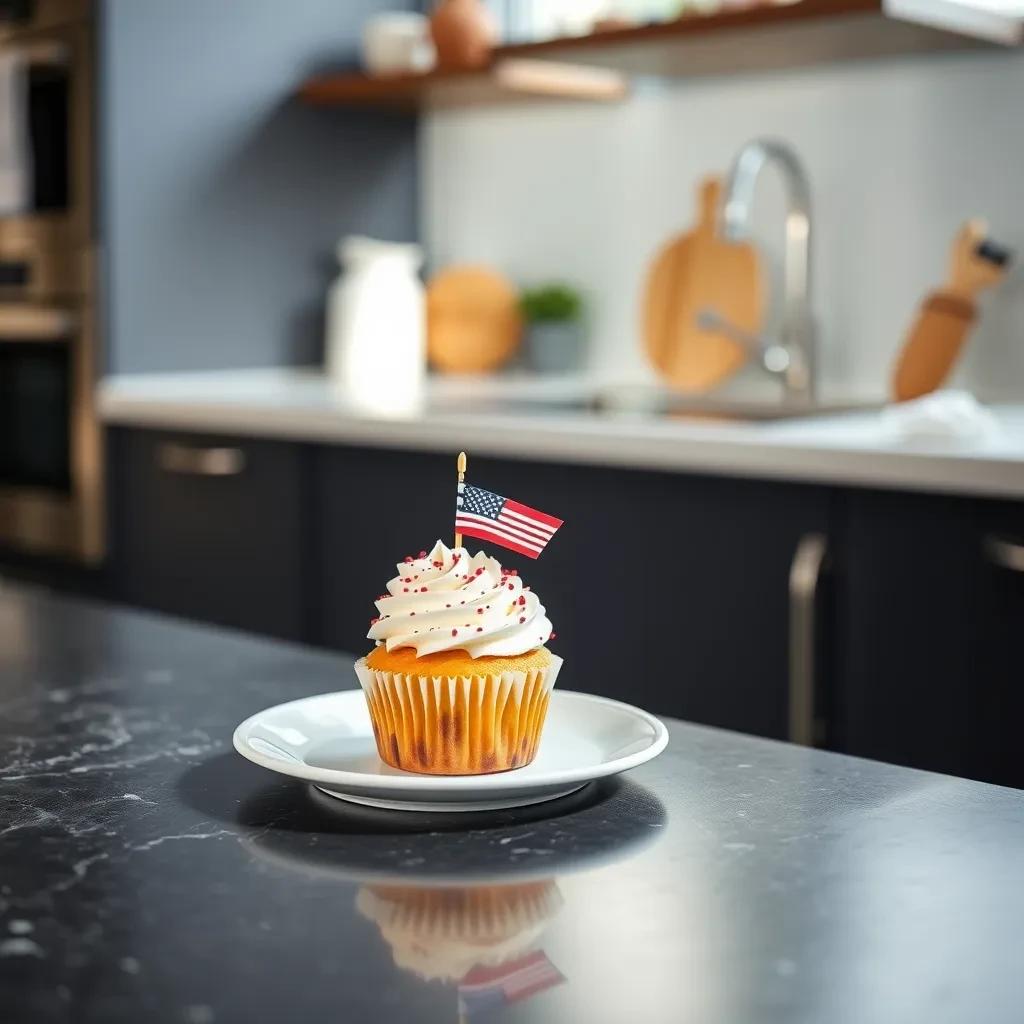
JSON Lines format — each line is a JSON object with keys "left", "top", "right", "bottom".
{"left": 325, "top": 236, "right": 425, "bottom": 416}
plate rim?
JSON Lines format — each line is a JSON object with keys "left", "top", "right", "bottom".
{"left": 233, "top": 688, "right": 668, "bottom": 792}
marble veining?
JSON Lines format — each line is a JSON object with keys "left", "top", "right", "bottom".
{"left": 3, "top": 585, "right": 1024, "bottom": 1024}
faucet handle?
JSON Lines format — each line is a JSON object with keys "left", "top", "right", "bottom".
{"left": 697, "top": 307, "right": 791, "bottom": 375}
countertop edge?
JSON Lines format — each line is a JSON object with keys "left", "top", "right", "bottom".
{"left": 98, "top": 391, "right": 1024, "bottom": 502}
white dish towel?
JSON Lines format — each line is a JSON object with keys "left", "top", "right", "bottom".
{"left": 0, "top": 51, "right": 31, "bottom": 216}
{"left": 882, "top": 389, "right": 1001, "bottom": 443}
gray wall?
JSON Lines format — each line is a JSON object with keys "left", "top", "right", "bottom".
{"left": 101, "top": 0, "right": 418, "bottom": 373}
{"left": 424, "top": 47, "right": 1024, "bottom": 402}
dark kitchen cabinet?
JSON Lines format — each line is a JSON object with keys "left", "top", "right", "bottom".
{"left": 92, "top": 426, "right": 1022, "bottom": 787}
{"left": 975, "top": 501, "right": 1024, "bottom": 788}
{"left": 317, "top": 445, "right": 831, "bottom": 740}
{"left": 834, "top": 490, "right": 1022, "bottom": 788}
{"left": 111, "top": 429, "right": 309, "bottom": 641}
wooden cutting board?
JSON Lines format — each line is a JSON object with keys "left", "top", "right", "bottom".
{"left": 642, "top": 177, "right": 764, "bottom": 393}
{"left": 427, "top": 266, "right": 522, "bottom": 373}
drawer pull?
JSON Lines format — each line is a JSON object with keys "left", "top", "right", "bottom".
{"left": 158, "top": 444, "right": 246, "bottom": 477}
{"left": 985, "top": 536, "right": 1024, "bottom": 573}
{"left": 788, "top": 533, "right": 828, "bottom": 747}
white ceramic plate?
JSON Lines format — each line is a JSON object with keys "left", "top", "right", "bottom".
{"left": 233, "top": 689, "right": 668, "bottom": 812}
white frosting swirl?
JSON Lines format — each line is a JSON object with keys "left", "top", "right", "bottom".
{"left": 367, "top": 540, "right": 552, "bottom": 658}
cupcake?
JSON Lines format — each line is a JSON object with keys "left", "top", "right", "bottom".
{"left": 355, "top": 881, "right": 563, "bottom": 983}
{"left": 354, "top": 539, "right": 561, "bottom": 775}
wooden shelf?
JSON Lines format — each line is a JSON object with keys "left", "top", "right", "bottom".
{"left": 497, "top": 0, "right": 1001, "bottom": 78}
{"left": 299, "top": 0, "right": 1012, "bottom": 112}
{"left": 299, "top": 58, "right": 628, "bottom": 111}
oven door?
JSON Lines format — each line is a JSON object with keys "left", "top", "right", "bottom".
{"left": 0, "top": 334, "right": 71, "bottom": 490}
{"left": 0, "top": 302, "right": 102, "bottom": 561}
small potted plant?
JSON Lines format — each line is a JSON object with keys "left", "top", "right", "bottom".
{"left": 519, "top": 284, "right": 585, "bottom": 374}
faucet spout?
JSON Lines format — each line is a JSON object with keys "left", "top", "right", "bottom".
{"left": 720, "top": 139, "right": 815, "bottom": 402}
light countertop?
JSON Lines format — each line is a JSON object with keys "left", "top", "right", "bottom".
{"left": 98, "top": 368, "right": 1024, "bottom": 501}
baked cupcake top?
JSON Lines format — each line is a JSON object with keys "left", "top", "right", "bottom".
{"left": 367, "top": 540, "right": 553, "bottom": 658}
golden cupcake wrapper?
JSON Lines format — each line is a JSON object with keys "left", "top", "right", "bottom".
{"left": 354, "top": 655, "right": 562, "bottom": 776}
{"left": 357, "top": 882, "right": 562, "bottom": 944}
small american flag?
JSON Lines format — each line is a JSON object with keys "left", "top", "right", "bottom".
{"left": 456, "top": 484, "right": 563, "bottom": 559}
{"left": 458, "top": 951, "right": 565, "bottom": 1018}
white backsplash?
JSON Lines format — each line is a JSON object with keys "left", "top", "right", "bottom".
{"left": 422, "top": 47, "right": 1024, "bottom": 402}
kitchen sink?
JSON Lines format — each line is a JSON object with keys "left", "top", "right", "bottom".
{"left": 593, "top": 392, "right": 881, "bottom": 424}
{"left": 437, "top": 387, "right": 881, "bottom": 424}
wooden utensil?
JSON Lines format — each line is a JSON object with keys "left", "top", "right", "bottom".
{"left": 642, "top": 176, "right": 764, "bottom": 393}
{"left": 427, "top": 265, "right": 522, "bottom": 373}
{"left": 891, "top": 219, "right": 1013, "bottom": 402}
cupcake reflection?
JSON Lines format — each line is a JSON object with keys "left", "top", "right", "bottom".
{"left": 357, "top": 880, "right": 565, "bottom": 1015}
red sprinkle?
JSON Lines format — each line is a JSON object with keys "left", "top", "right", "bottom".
{"left": 403, "top": 578, "right": 412, "bottom": 583}
{"left": 476, "top": 608, "right": 483, "bottom": 615}
{"left": 420, "top": 587, "right": 428, "bottom": 592}
{"left": 508, "top": 584, "right": 514, "bottom": 591}
{"left": 404, "top": 556, "right": 413, "bottom": 563}
{"left": 519, "top": 616, "right": 526, "bottom": 624}
{"left": 453, "top": 554, "right": 461, "bottom": 562}
{"left": 518, "top": 596, "right": 526, "bottom": 606}
{"left": 451, "top": 628, "right": 458, "bottom": 636}
{"left": 402, "top": 588, "right": 409, "bottom": 593}
{"left": 476, "top": 627, "right": 483, "bottom": 632}
{"left": 370, "top": 617, "right": 379, "bottom": 624}
{"left": 418, "top": 550, "right": 426, "bottom": 558}
{"left": 550, "top": 631, "right": 558, "bottom": 640}
{"left": 475, "top": 567, "right": 484, "bottom": 575}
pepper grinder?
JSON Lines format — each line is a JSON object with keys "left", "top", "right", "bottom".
{"left": 891, "top": 219, "right": 1013, "bottom": 402}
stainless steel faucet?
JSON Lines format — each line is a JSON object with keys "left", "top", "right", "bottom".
{"left": 700, "top": 139, "right": 816, "bottom": 403}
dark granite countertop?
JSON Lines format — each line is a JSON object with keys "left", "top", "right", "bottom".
{"left": 2, "top": 585, "right": 1024, "bottom": 1024}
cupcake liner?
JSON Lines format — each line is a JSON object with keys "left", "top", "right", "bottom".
{"left": 354, "top": 655, "right": 562, "bottom": 775}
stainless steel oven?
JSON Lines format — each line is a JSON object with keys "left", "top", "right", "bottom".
{"left": 0, "top": 0, "right": 100, "bottom": 563}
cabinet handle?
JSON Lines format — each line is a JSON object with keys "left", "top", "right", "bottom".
{"left": 158, "top": 443, "right": 246, "bottom": 477}
{"left": 985, "top": 536, "right": 1024, "bottom": 573}
{"left": 788, "top": 533, "right": 828, "bottom": 747}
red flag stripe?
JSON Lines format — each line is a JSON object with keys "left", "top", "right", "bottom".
{"left": 460, "top": 951, "right": 555, "bottom": 988}
{"left": 455, "top": 522, "right": 544, "bottom": 560}
{"left": 499, "top": 510, "right": 556, "bottom": 543}
{"left": 501, "top": 507, "right": 559, "bottom": 537}
{"left": 456, "top": 512, "right": 545, "bottom": 550}
{"left": 505, "top": 498, "right": 563, "bottom": 529}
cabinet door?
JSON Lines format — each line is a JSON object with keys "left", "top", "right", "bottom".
{"left": 834, "top": 489, "right": 1020, "bottom": 785}
{"left": 317, "top": 446, "right": 830, "bottom": 741}
{"left": 113, "top": 429, "right": 308, "bottom": 641}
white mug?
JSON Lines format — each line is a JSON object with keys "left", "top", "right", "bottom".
{"left": 362, "top": 12, "right": 436, "bottom": 76}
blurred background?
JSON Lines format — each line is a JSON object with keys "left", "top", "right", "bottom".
{"left": 1, "top": 0, "right": 1023, "bottom": 787}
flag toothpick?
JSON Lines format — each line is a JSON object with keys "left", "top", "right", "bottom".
{"left": 454, "top": 451, "right": 467, "bottom": 549}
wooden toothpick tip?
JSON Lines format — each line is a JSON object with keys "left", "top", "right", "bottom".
{"left": 455, "top": 451, "right": 467, "bottom": 549}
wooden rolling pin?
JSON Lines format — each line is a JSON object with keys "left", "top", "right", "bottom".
{"left": 891, "top": 219, "right": 1013, "bottom": 402}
